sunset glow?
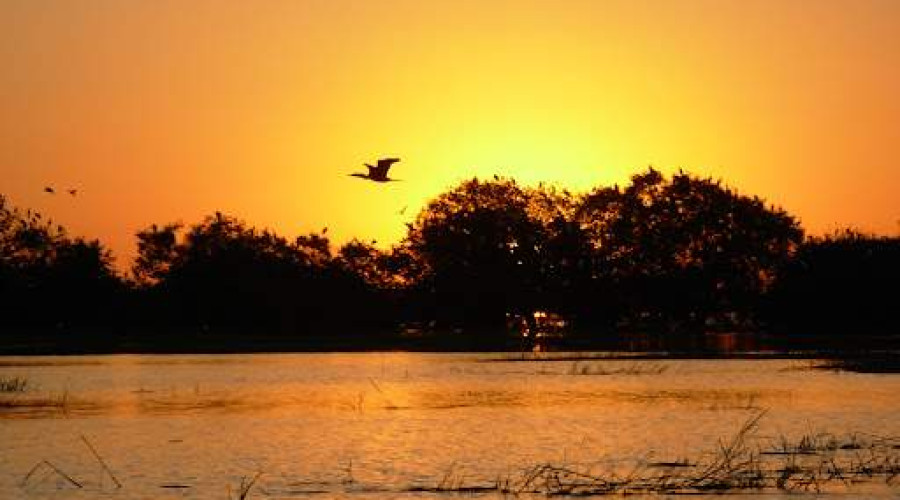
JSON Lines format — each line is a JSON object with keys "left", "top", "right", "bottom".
{"left": 3, "top": 0, "right": 899, "bottom": 263}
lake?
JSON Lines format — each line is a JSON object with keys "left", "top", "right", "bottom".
{"left": 1, "top": 352, "right": 898, "bottom": 498}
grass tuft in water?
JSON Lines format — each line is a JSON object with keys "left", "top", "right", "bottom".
{"left": 0, "top": 389, "right": 70, "bottom": 410}
{"left": 21, "top": 460, "right": 83, "bottom": 489}
{"left": 409, "top": 410, "right": 900, "bottom": 496}
{"left": 0, "top": 376, "right": 28, "bottom": 392}
{"left": 567, "top": 361, "right": 669, "bottom": 376}
{"left": 81, "top": 434, "right": 121, "bottom": 488}
{"left": 228, "top": 471, "right": 263, "bottom": 500}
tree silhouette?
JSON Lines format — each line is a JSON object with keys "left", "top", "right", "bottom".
{"left": 133, "top": 214, "right": 281, "bottom": 333}
{"left": 133, "top": 223, "right": 183, "bottom": 287}
{"left": 404, "top": 177, "right": 555, "bottom": 341}
{"left": 334, "top": 240, "right": 423, "bottom": 332}
{"left": 1, "top": 164, "right": 891, "bottom": 354}
{"left": 1, "top": 195, "right": 121, "bottom": 333}
{"left": 130, "top": 212, "right": 392, "bottom": 339}
{"left": 520, "top": 184, "right": 594, "bottom": 326}
{"left": 766, "top": 229, "right": 900, "bottom": 345}
{"left": 576, "top": 168, "right": 803, "bottom": 334}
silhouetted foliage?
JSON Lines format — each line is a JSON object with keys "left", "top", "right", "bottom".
{"left": 335, "top": 240, "right": 423, "bottom": 329}
{"left": 129, "top": 212, "right": 397, "bottom": 339}
{"left": 521, "top": 184, "right": 595, "bottom": 320}
{"left": 0, "top": 166, "right": 894, "bottom": 354}
{"left": 766, "top": 229, "right": 900, "bottom": 343}
{"left": 576, "top": 168, "right": 803, "bottom": 334}
{"left": 133, "top": 223, "right": 182, "bottom": 287}
{"left": 338, "top": 239, "right": 414, "bottom": 290}
{"left": 0, "top": 195, "right": 121, "bottom": 333}
{"left": 404, "top": 177, "right": 556, "bottom": 339}
{"left": 135, "top": 214, "right": 304, "bottom": 333}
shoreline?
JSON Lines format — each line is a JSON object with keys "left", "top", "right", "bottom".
{"left": 1, "top": 335, "right": 897, "bottom": 363}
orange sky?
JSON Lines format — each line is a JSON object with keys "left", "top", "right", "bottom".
{"left": 2, "top": 0, "right": 899, "bottom": 266}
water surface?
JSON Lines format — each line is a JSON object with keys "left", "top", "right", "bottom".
{"left": 1, "top": 353, "right": 897, "bottom": 498}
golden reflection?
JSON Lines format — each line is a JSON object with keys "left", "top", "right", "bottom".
{"left": 1, "top": 354, "right": 899, "bottom": 498}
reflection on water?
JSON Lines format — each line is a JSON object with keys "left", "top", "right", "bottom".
{"left": 0, "top": 353, "right": 898, "bottom": 499}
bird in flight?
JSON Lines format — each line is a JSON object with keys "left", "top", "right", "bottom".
{"left": 67, "top": 189, "right": 77, "bottom": 196}
{"left": 349, "top": 158, "right": 401, "bottom": 182}
{"left": 44, "top": 186, "right": 55, "bottom": 194}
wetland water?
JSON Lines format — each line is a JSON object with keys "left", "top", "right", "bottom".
{"left": 0, "top": 352, "right": 898, "bottom": 498}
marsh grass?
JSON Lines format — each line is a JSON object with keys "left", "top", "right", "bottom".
{"left": 228, "top": 472, "right": 263, "bottom": 500}
{"left": 21, "top": 460, "right": 83, "bottom": 489}
{"left": 367, "top": 377, "right": 399, "bottom": 409}
{"left": 407, "top": 410, "right": 900, "bottom": 496}
{"left": 0, "top": 389, "right": 70, "bottom": 411}
{"left": 0, "top": 376, "right": 28, "bottom": 392}
{"left": 10, "top": 411, "right": 897, "bottom": 497}
{"left": 814, "top": 354, "right": 900, "bottom": 373}
{"left": 20, "top": 434, "right": 123, "bottom": 492}
{"left": 705, "top": 390, "right": 762, "bottom": 410}
{"left": 80, "top": 434, "right": 121, "bottom": 488}
{"left": 566, "top": 361, "right": 669, "bottom": 376}
{"left": 764, "top": 430, "right": 896, "bottom": 455}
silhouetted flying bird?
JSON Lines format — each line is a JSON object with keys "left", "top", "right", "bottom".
{"left": 349, "top": 158, "right": 401, "bottom": 182}
{"left": 44, "top": 186, "right": 55, "bottom": 194}
{"left": 67, "top": 189, "right": 77, "bottom": 196}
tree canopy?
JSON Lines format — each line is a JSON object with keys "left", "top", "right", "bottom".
{"left": 1, "top": 168, "right": 893, "bottom": 353}
{"left": 576, "top": 168, "right": 803, "bottom": 332}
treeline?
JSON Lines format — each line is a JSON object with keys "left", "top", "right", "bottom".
{"left": 1, "top": 168, "right": 898, "bottom": 352}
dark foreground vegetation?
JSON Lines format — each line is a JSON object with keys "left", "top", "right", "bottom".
{"left": 1, "top": 168, "right": 898, "bottom": 354}
{"left": 411, "top": 411, "right": 900, "bottom": 496}
{"left": 13, "top": 410, "right": 900, "bottom": 496}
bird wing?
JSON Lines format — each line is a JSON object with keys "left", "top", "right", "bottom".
{"left": 375, "top": 157, "right": 400, "bottom": 174}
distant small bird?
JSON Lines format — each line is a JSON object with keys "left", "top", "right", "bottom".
{"left": 67, "top": 189, "right": 77, "bottom": 196}
{"left": 322, "top": 226, "right": 328, "bottom": 235}
{"left": 349, "top": 158, "right": 401, "bottom": 182}
{"left": 398, "top": 205, "right": 408, "bottom": 215}
{"left": 44, "top": 186, "right": 55, "bottom": 194}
